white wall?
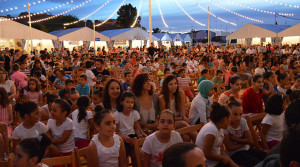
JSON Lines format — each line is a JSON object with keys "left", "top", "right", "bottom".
{"left": 0, "top": 38, "right": 15, "bottom": 50}
{"left": 90, "top": 41, "right": 108, "bottom": 51}
{"left": 282, "top": 36, "right": 300, "bottom": 45}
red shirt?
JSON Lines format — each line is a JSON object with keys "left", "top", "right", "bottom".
{"left": 242, "top": 87, "right": 264, "bottom": 114}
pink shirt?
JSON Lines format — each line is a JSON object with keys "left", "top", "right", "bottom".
{"left": 24, "top": 90, "right": 42, "bottom": 104}
{"left": 177, "top": 76, "right": 191, "bottom": 89}
{"left": 224, "top": 70, "right": 237, "bottom": 84}
{"left": 11, "top": 71, "right": 27, "bottom": 88}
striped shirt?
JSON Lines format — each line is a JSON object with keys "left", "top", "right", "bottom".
{"left": 0, "top": 105, "right": 9, "bottom": 123}
{"left": 177, "top": 76, "right": 191, "bottom": 90}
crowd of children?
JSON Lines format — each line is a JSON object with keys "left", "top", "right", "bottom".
{"left": 0, "top": 42, "right": 300, "bottom": 167}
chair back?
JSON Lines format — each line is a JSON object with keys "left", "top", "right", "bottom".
{"left": 245, "top": 113, "right": 266, "bottom": 150}
{"left": 176, "top": 123, "right": 204, "bottom": 136}
{"left": 41, "top": 151, "right": 76, "bottom": 167}
{"left": 132, "top": 138, "right": 146, "bottom": 167}
{"left": 74, "top": 147, "right": 88, "bottom": 167}
{"left": 0, "top": 157, "right": 13, "bottom": 167}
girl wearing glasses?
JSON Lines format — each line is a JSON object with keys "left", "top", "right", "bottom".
{"left": 142, "top": 110, "right": 183, "bottom": 167}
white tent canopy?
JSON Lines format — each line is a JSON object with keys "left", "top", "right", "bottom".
{"left": 50, "top": 27, "right": 110, "bottom": 41}
{"left": 278, "top": 23, "right": 300, "bottom": 37}
{"left": 101, "top": 27, "right": 149, "bottom": 41}
{"left": 0, "top": 17, "right": 56, "bottom": 40}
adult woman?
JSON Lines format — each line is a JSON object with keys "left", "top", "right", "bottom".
{"left": 159, "top": 75, "right": 197, "bottom": 142}
{"left": 218, "top": 76, "right": 242, "bottom": 105}
{"left": 30, "top": 60, "right": 46, "bottom": 77}
{"left": 131, "top": 73, "right": 160, "bottom": 131}
{"left": 13, "top": 134, "right": 51, "bottom": 167}
{"left": 102, "top": 79, "right": 123, "bottom": 112}
{"left": 0, "top": 68, "right": 16, "bottom": 101}
{"left": 189, "top": 80, "right": 215, "bottom": 125}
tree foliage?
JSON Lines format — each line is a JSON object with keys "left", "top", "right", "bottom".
{"left": 116, "top": 3, "right": 138, "bottom": 28}
{"left": 153, "top": 27, "right": 161, "bottom": 33}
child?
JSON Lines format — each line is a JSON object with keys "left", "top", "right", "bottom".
{"left": 122, "top": 72, "right": 132, "bottom": 91}
{"left": 52, "top": 70, "right": 68, "bottom": 90}
{"left": 212, "top": 70, "right": 225, "bottom": 95}
{"left": 11, "top": 63, "right": 27, "bottom": 89}
{"left": 40, "top": 93, "right": 60, "bottom": 121}
{"left": 12, "top": 102, "right": 48, "bottom": 150}
{"left": 223, "top": 66, "right": 238, "bottom": 86}
{"left": 171, "top": 65, "right": 179, "bottom": 77}
{"left": 91, "top": 88, "right": 103, "bottom": 111}
{"left": 58, "top": 79, "right": 74, "bottom": 100}
{"left": 160, "top": 68, "right": 170, "bottom": 87}
{"left": 255, "top": 61, "right": 265, "bottom": 75}
{"left": 291, "top": 75, "right": 300, "bottom": 90}
{"left": 218, "top": 76, "right": 242, "bottom": 105}
{"left": 24, "top": 78, "right": 43, "bottom": 105}
{"left": 142, "top": 110, "right": 183, "bottom": 167}
{"left": 242, "top": 75, "right": 264, "bottom": 114}
{"left": 277, "top": 73, "right": 289, "bottom": 96}
{"left": 86, "top": 106, "right": 127, "bottom": 167}
{"left": 196, "top": 102, "right": 238, "bottom": 167}
{"left": 76, "top": 74, "right": 90, "bottom": 96}
{"left": 19, "top": 62, "right": 31, "bottom": 77}
{"left": 85, "top": 61, "right": 97, "bottom": 87}
{"left": 115, "top": 92, "right": 143, "bottom": 156}
{"left": 261, "top": 94, "right": 285, "bottom": 150}
{"left": 262, "top": 72, "right": 277, "bottom": 104}
{"left": 197, "top": 69, "right": 208, "bottom": 84}
{"left": 47, "top": 99, "right": 75, "bottom": 156}
{"left": 177, "top": 68, "right": 194, "bottom": 101}
{"left": 223, "top": 97, "right": 266, "bottom": 167}
{"left": 72, "top": 96, "right": 93, "bottom": 149}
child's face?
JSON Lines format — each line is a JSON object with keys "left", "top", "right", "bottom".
{"left": 65, "top": 83, "right": 74, "bottom": 91}
{"left": 217, "top": 73, "right": 223, "bottom": 79}
{"left": 125, "top": 74, "right": 133, "bottom": 83}
{"left": 93, "top": 94, "right": 102, "bottom": 104}
{"left": 179, "top": 71, "right": 186, "bottom": 78}
{"left": 268, "top": 74, "right": 276, "bottom": 84}
{"left": 14, "top": 145, "right": 37, "bottom": 167}
{"left": 51, "top": 103, "right": 67, "bottom": 120}
{"left": 295, "top": 78, "right": 300, "bottom": 87}
{"left": 121, "top": 97, "right": 135, "bottom": 112}
{"left": 158, "top": 113, "right": 175, "bottom": 132}
{"left": 258, "top": 62, "right": 263, "bottom": 68}
{"left": 175, "top": 66, "right": 179, "bottom": 72}
{"left": 28, "top": 81, "right": 37, "bottom": 91}
{"left": 96, "top": 113, "right": 116, "bottom": 137}
{"left": 253, "top": 78, "right": 264, "bottom": 90}
{"left": 20, "top": 64, "right": 27, "bottom": 70}
{"left": 79, "top": 78, "right": 87, "bottom": 85}
{"left": 202, "top": 73, "right": 208, "bottom": 78}
{"left": 26, "top": 107, "right": 40, "bottom": 124}
{"left": 231, "top": 79, "right": 242, "bottom": 92}
{"left": 220, "top": 115, "right": 231, "bottom": 129}
{"left": 281, "top": 76, "right": 289, "bottom": 85}
{"left": 168, "top": 79, "right": 178, "bottom": 93}
{"left": 230, "top": 106, "right": 243, "bottom": 124}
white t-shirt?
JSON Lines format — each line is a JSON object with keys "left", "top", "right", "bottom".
{"left": 47, "top": 118, "right": 75, "bottom": 153}
{"left": 223, "top": 118, "right": 250, "bottom": 156}
{"left": 189, "top": 94, "right": 212, "bottom": 125}
{"left": 261, "top": 113, "right": 284, "bottom": 142}
{"left": 255, "top": 67, "right": 265, "bottom": 75}
{"left": 114, "top": 110, "right": 140, "bottom": 136}
{"left": 85, "top": 69, "right": 95, "bottom": 87}
{"left": 142, "top": 131, "right": 183, "bottom": 167}
{"left": 12, "top": 122, "right": 48, "bottom": 141}
{"left": 196, "top": 122, "right": 224, "bottom": 167}
{"left": 71, "top": 109, "right": 93, "bottom": 139}
{"left": 92, "top": 133, "right": 120, "bottom": 167}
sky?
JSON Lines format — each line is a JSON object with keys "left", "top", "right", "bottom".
{"left": 1, "top": 0, "right": 300, "bottom": 33}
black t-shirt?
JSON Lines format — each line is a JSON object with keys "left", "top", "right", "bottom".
{"left": 92, "top": 68, "right": 110, "bottom": 84}
{"left": 148, "top": 47, "right": 156, "bottom": 56}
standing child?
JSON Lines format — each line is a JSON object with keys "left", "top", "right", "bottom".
{"left": 122, "top": 72, "right": 132, "bottom": 91}
{"left": 11, "top": 63, "right": 27, "bottom": 89}
{"left": 47, "top": 99, "right": 75, "bottom": 157}
{"left": 261, "top": 94, "right": 285, "bottom": 150}
{"left": 87, "top": 106, "right": 127, "bottom": 167}
{"left": 76, "top": 74, "right": 90, "bottom": 96}
{"left": 23, "top": 78, "right": 43, "bottom": 105}
{"left": 115, "top": 92, "right": 144, "bottom": 157}
{"left": 72, "top": 96, "right": 93, "bottom": 149}
{"left": 142, "top": 110, "right": 183, "bottom": 167}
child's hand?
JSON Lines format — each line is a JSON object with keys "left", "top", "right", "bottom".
{"left": 122, "top": 135, "right": 133, "bottom": 143}
{"left": 141, "top": 132, "right": 147, "bottom": 138}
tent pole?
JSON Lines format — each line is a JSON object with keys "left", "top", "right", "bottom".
{"left": 208, "top": 6, "right": 210, "bottom": 46}
{"left": 149, "top": 0, "right": 152, "bottom": 43}
{"left": 93, "top": 8, "right": 96, "bottom": 55}
{"left": 141, "top": 13, "right": 143, "bottom": 49}
{"left": 28, "top": 1, "right": 33, "bottom": 53}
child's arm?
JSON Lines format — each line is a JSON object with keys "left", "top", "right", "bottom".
{"left": 143, "top": 152, "right": 151, "bottom": 167}
{"left": 118, "top": 137, "right": 128, "bottom": 167}
{"left": 23, "top": 94, "right": 29, "bottom": 102}
{"left": 229, "top": 130, "right": 253, "bottom": 145}
{"left": 87, "top": 140, "right": 98, "bottom": 167}
{"left": 51, "top": 130, "right": 72, "bottom": 144}
{"left": 179, "top": 90, "right": 189, "bottom": 123}
{"left": 260, "top": 124, "right": 271, "bottom": 150}
{"left": 223, "top": 134, "right": 244, "bottom": 151}
{"left": 8, "top": 104, "right": 13, "bottom": 125}
{"left": 12, "top": 139, "right": 20, "bottom": 152}
{"left": 38, "top": 92, "right": 43, "bottom": 106}
{"left": 116, "top": 124, "right": 133, "bottom": 144}
{"left": 134, "top": 121, "right": 142, "bottom": 138}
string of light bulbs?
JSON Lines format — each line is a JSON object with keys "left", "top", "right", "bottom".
{"left": 209, "top": 0, "right": 263, "bottom": 23}
{"left": 64, "top": 0, "right": 113, "bottom": 26}
{"left": 193, "top": 0, "right": 237, "bottom": 26}
{"left": 0, "top": 0, "right": 46, "bottom": 13}
{"left": 156, "top": 0, "right": 168, "bottom": 28}
{"left": 130, "top": 0, "right": 142, "bottom": 27}
{"left": 31, "top": 0, "right": 92, "bottom": 23}
{"left": 95, "top": 0, "right": 126, "bottom": 27}
{"left": 265, "top": 0, "right": 300, "bottom": 9}
{"left": 0, "top": 0, "right": 74, "bottom": 22}
{"left": 228, "top": 0, "right": 294, "bottom": 16}
{"left": 174, "top": 0, "right": 205, "bottom": 26}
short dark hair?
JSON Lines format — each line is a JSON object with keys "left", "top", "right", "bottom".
{"left": 80, "top": 74, "right": 87, "bottom": 80}
{"left": 178, "top": 68, "right": 185, "bottom": 74}
{"left": 231, "top": 66, "right": 238, "bottom": 73}
{"left": 201, "top": 69, "right": 208, "bottom": 75}
{"left": 124, "top": 72, "right": 131, "bottom": 78}
{"left": 253, "top": 74, "right": 263, "bottom": 82}
{"left": 285, "top": 100, "right": 300, "bottom": 128}
{"left": 263, "top": 71, "right": 274, "bottom": 79}
{"left": 85, "top": 61, "right": 93, "bottom": 68}
{"left": 96, "top": 58, "right": 104, "bottom": 64}
{"left": 216, "top": 70, "right": 223, "bottom": 75}
{"left": 277, "top": 73, "right": 288, "bottom": 82}
{"left": 280, "top": 124, "right": 300, "bottom": 167}
{"left": 265, "top": 94, "right": 284, "bottom": 115}
{"left": 162, "top": 143, "right": 199, "bottom": 167}
{"left": 12, "top": 63, "right": 20, "bottom": 71}
{"left": 65, "top": 79, "right": 74, "bottom": 85}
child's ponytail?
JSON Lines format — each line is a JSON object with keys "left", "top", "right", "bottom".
{"left": 76, "top": 96, "right": 90, "bottom": 123}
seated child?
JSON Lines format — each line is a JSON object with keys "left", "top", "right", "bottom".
{"left": 76, "top": 74, "right": 90, "bottom": 96}
{"left": 59, "top": 79, "right": 75, "bottom": 100}
{"left": 197, "top": 69, "right": 208, "bottom": 84}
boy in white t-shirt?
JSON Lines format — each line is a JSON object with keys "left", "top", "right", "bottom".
{"left": 277, "top": 73, "right": 289, "bottom": 96}
{"left": 85, "top": 61, "right": 97, "bottom": 87}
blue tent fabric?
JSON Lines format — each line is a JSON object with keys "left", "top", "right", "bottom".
{"left": 100, "top": 28, "right": 133, "bottom": 38}
{"left": 152, "top": 33, "right": 166, "bottom": 40}
{"left": 252, "top": 24, "right": 291, "bottom": 33}
{"left": 168, "top": 34, "right": 176, "bottom": 40}
{"left": 49, "top": 27, "right": 83, "bottom": 37}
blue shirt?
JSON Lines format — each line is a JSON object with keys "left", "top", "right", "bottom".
{"left": 76, "top": 84, "right": 90, "bottom": 96}
{"left": 122, "top": 82, "right": 130, "bottom": 91}
{"left": 262, "top": 85, "right": 278, "bottom": 104}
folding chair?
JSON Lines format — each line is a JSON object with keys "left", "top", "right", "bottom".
{"left": 41, "top": 151, "right": 76, "bottom": 167}
{"left": 176, "top": 123, "right": 204, "bottom": 136}
{"left": 245, "top": 113, "right": 266, "bottom": 150}
{"left": 74, "top": 147, "right": 88, "bottom": 167}
{"left": 132, "top": 138, "right": 146, "bottom": 167}
{"left": 0, "top": 157, "right": 13, "bottom": 167}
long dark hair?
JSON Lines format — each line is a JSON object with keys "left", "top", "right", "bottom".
{"left": 161, "top": 75, "right": 180, "bottom": 112}
{"left": 77, "top": 96, "right": 90, "bottom": 123}
{"left": 0, "top": 87, "right": 9, "bottom": 107}
{"left": 103, "top": 79, "right": 123, "bottom": 110}
{"left": 131, "top": 73, "right": 153, "bottom": 97}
